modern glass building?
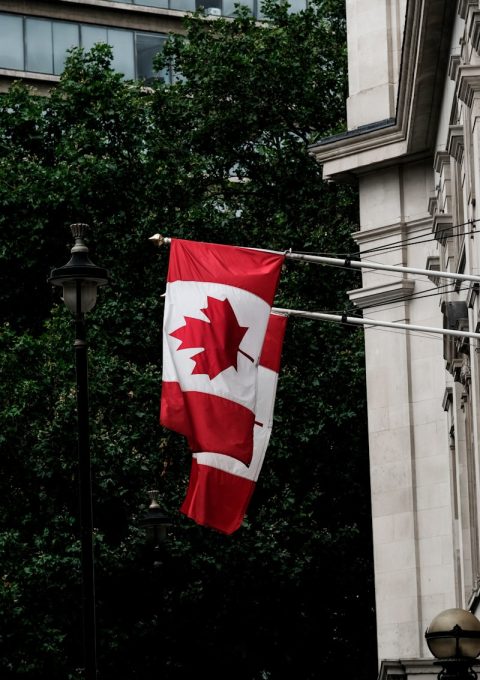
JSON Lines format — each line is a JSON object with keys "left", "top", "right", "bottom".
{"left": 0, "top": 0, "right": 307, "bottom": 91}
{"left": 0, "top": 13, "right": 169, "bottom": 81}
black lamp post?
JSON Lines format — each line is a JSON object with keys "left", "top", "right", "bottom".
{"left": 49, "top": 223, "right": 108, "bottom": 680}
{"left": 425, "top": 608, "right": 480, "bottom": 679}
{"left": 140, "top": 490, "right": 172, "bottom": 567}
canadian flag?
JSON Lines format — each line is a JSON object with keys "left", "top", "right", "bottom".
{"left": 180, "top": 312, "right": 287, "bottom": 534}
{"left": 161, "top": 238, "right": 284, "bottom": 466}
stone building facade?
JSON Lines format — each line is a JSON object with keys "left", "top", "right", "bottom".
{"left": 314, "top": 1, "right": 480, "bottom": 678}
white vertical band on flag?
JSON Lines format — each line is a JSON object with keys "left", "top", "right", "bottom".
{"left": 163, "top": 280, "right": 271, "bottom": 409}
{"left": 180, "top": 313, "right": 287, "bottom": 534}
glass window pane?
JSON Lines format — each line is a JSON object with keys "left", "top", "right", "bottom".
{"left": 256, "top": 1, "right": 266, "bottom": 19}
{"left": 81, "top": 25, "right": 108, "bottom": 51}
{"left": 136, "top": 33, "right": 165, "bottom": 81}
{"left": 0, "top": 14, "right": 24, "bottom": 70}
{"left": 26, "top": 18, "right": 53, "bottom": 74}
{"left": 286, "top": 0, "right": 306, "bottom": 12}
{"left": 196, "top": 0, "right": 222, "bottom": 12}
{"left": 134, "top": 0, "right": 169, "bottom": 7}
{"left": 53, "top": 22, "right": 79, "bottom": 75}
{"left": 107, "top": 29, "right": 134, "bottom": 80}
{"left": 170, "top": 0, "right": 196, "bottom": 11}
{"left": 258, "top": 0, "right": 306, "bottom": 16}
{"left": 223, "top": 0, "right": 254, "bottom": 16}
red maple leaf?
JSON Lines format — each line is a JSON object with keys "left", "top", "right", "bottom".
{"left": 170, "top": 296, "right": 250, "bottom": 380}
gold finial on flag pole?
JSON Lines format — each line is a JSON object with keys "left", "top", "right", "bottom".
{"left": 148, "top": 234, "right": 171, "bottom": 246}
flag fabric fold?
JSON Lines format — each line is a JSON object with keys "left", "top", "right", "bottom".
{"left": 180, "top": 312, "right": 287, "bottom": 534}
{"left": 161, "top": 238, "right": 284, "bottom": 466}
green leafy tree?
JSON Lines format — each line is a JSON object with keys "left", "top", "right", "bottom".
{"left": 0, "top": 2, "right": 376, "bottom": 678}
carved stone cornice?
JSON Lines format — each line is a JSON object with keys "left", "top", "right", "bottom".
{"left": 352, "top": 217, "right": 432, "bottom": 246}
{"left": 434, "top": 149, "right": 452, "bottom": 175}
{"left": 348, "top": 279, "right": 415, "bottom": 309}
{"left": 377, "top": 658, "right": 441, "bottom": 680}
{"left": 313, "top": 0, "right": 457, "bottom": 179}
{"left": 467, "top": 281, "right": 479, "bottom": 308}
{"left": 442, "top": 386, "right": 453, "bottom": 412}
{"left": 468, "top": 577, "right": 480, "bottom": 611}
{"left": 426, "top": 255, "right": 441, "bottom": 285}
{"left": 458, "top": 0, "right": 479, "bottom": 21}
{"left": 448, "top": 53, "right": 462, "bottom": 82}
{"left": 447, "top": 124, "right": 464, "bottom": 163}
{"left": 457, "top": 317, "right": 471, "bottom": 358}
{"left": 460, "top": 352, "right": 472, "bottom": 387}
{"left": 456, "top": 65, "right": 480, "bottom": 107}
{"left": 432, "top": 213, "right": 453, "bottom": 245}
{"left": 450, "top": 356, "right": 464, "bottom": 382}
{"left": 467, "top": 8, "right": 480, "bottom": 53}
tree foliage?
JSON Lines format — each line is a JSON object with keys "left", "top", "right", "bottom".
{"left": 0, "top": 2, "right": 376, "bottom": 678}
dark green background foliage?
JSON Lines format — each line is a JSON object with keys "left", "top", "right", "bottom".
{"left": 0, "top": 1, "right": 376, "bottom": 677}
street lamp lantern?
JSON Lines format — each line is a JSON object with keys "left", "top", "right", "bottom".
{"left": 426, "top": 608, "right": 480, "bottom": 679}
{"left": 49, "top": 223, "right": 108, "bottom": 314}
{"left": 49, "top": 223, "right": 109, "bottom": 680}
{"left": 141, "top": 490, "right": 172, "bottom": 565}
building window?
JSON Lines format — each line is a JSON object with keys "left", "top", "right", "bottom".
{"left": 91, "top": 0, "right": 307, "bottom": 17}
{"left": 53, "top": 22, "right": 81, "bottom": 75}
{"left": 170, "top": 0, "right": 196, "bottom": 10}
{"left": 83, "top": 26, "right": 137, "bottom": 80}
{"left": 136, "top": 33, "right": 169, "bottom": 82}
{"left": 0, "top": 13, "right": 167, "bottom": 82}
{"left": 0, "top": 15, "right": 23, "bottom": 70}
{"left": 25, "top": 18, "right": 55, "bottom": 74}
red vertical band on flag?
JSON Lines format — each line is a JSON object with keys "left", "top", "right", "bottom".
{"left": 259, "top": 311, "right": 288, "bottom": 372}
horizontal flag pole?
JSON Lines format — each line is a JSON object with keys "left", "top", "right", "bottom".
{"left": 148, "top": 234, "right": 480, "bottom": 285}
{"left": 271, "top": 307, "right": 480, "bottom": 341}
{"left": 284, "top": 252, "right": 480, "bottom": 285}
